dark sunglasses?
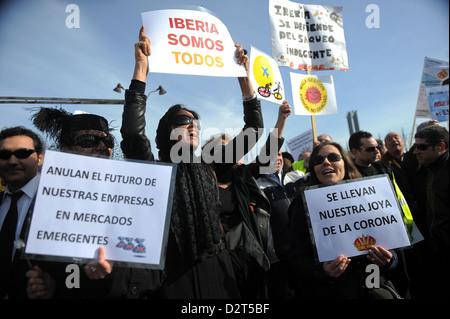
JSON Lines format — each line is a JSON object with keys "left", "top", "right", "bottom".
{"left": 414, "top": 143, "right": 432, "bottom": 151}
{"left": 360, "top": 146, "right": 380, "bottom": 153}
{"left": 314, "top": 153, "right": 342, "bottom": 166}
{"left": 0, "top": 148, "right": 38, "bottom": 160}
{"left": 174, "top": 115, "right": 201, "bottom": 130}
{"left": 74, "top": 134, "right": 114, "bottom": 149}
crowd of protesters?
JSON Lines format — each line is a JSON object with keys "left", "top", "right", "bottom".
{"left": 1, "top": 27, "right": 448, "bottom": 300}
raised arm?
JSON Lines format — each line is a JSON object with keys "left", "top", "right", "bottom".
{"left": 248, "top": 100, "right": 292, "bottom": 177}
{"left": 133, "top": 26, "right": 150, "bottom": 82}
{"left": 120, "top": 26, "right": 154, "bottom": 161}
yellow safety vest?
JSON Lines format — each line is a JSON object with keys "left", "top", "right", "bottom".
{"left": 292, "top": 160, "right": 306, "bottom": 173}
{"left": 392, "top": 173, "right": 414, "bottom": 242}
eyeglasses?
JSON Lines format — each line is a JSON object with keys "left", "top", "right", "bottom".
{"left": 314, "top": 153, "right": 342, "bottom": 166}
{"left": 0, "top": 148, "right": 38, "bottom": 160}
{"left": 74, "top": 134, "right": 114, "bottom": 149}
{"left": 414, "top": 143, "right": 432, "bottom": 151}
{"left": 360, "top": 146, "right": 380, "bottom": 153}
{"left": 174, "top": 115, "right": 201, "bottom": 130}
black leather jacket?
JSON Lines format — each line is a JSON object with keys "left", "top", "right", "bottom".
{"left": 120, "top": 85, "right": 154, "bottom": 161}
{"left": 120, "top": 80, "right": 264, "bottom": 164}
{"left": 108, "top": 81, "right": 264, "bottom": 298}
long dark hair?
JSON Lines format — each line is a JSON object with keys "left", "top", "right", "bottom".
{"left": 155, "top": 104, "right": 200, "bottom": 163}
{"left": 308, "top": 141, "right": 361, "bottom": 185}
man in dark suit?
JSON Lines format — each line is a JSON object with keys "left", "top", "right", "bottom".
{"left": 0, "top": 126, "right": 45, "bottom": 298}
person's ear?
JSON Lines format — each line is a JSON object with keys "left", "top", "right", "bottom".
{"left": 37, "top": 153, "right": 44, "bottom": 167}
{"left": 436, "top": 141, "right": 446, "bottom": 152}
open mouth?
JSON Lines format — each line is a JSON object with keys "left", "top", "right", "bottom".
{"left": 322, "top": 168, "right": 335, "bottom": 175}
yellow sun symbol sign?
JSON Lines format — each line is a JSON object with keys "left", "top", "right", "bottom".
{"left": 299, "top": 77, "right": 328, "bottom": 114}
{"left": 253, "top": 56, "right": 274, "bottom": 88}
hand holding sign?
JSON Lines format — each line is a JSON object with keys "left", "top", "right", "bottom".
{"left": 367, "top": 246, "right": 392, "bottom": 267}
{"left": 84, "top": 247, "right": 114, "bottom": 280}
{"left": 133, "top": 26, "right": 151, "bottom": 82}
{"left": 323, "top": 254, "right": 350, "bottom": 278}
{"left": 235, "top": 43, "right": 249, "bottom": 71}
{"left": 137, "top": 26, "right": 151, "bottom": 57}
{"left": 235, "top": 43, "right": 255, "bottom": 97}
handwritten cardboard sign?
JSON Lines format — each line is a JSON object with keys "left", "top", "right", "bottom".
{"left": 269, "top": 0, "right": 349, "bottom": 71}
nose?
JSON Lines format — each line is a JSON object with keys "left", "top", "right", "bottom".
{"left": 322, "top": 157, "right": 332, "bottom": 165}
{"left": 7, "top": 154, "right": 20, "bottom": 164}
{"left": 93, "top": 140, "right": 112, "bottom": 156}
{"left": 189, "top": 119, "right": 201, "bottom": 132}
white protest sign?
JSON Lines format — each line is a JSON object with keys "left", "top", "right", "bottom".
{"left": 286, "top": 129, "right": 313, "bottom": 161}
{"left": 290, "top": 73, "right": 337, "bottom": 115}
{"left": 269, "top": 0, "right": 349, "bottom": 71}
{"left": 25, "top": 150, "right": 176, "bottom": 269}
{"left": 302, "top": 175, "right": 411, "bottom": 262}
{"left": 141, "top": 9, "right": 247, "bottom": 77}
{"left": 426, "top": 85, "right": 449, "bottom": 122}
{"left": 415, "top": 56, "right": 449, "bottom": 118}
{"left": 249, "top": 46, "right": 285, "bottom": 104}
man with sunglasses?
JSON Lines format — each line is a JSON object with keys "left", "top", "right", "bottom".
{"left": 0, "top": 126, "right": 44, "bottom": 298}
{"left": 349, "top": 130, "right": 392, "bottom": 178}
{"left": 413, "top": 125, "right": 449, "bottom": 299}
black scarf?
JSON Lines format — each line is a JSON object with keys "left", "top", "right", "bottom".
{"left": 170, "top": 161, "right": 223, "bottom": 265}
{"left": 156, "top": 104, "right": 222, "bottom": 276}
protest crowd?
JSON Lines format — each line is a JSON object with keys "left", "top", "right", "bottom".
{"left": 1, "top": 11, "right": 449, "bottom": 301}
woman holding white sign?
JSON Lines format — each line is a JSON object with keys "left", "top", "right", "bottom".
{"left": 87, "top": 25, "right": 263, "bottom": 299}
{"left": 288, "top": 141, "right": 409, "bottom": 299}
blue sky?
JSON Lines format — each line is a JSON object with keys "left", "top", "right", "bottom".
{"left": 0, "top": 0, "right": 448, "bottom": 159}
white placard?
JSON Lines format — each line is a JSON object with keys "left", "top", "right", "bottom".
{"left": 286, "top": 129, "right": 313, "bottom": 161}
{"left": 142, "top": 9, "right": 247, "bottom": 77}
{"left": 302, "top": 175, "right": 411, "bottom": 262}
{"left": 249, "top": 46, "right": 285, "bottom": 104}
{"left": 25, "top": 150, "right": 176, "bottom": 269}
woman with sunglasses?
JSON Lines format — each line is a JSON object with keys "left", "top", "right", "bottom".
{"left": 288, "top": 141, "right": 408, "bottom": 299}
{"left": 31, "top": 107, "right": 114, "bottom": 159}
{"left": 89, "top": 26, "right": 263, "bottom": 299}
